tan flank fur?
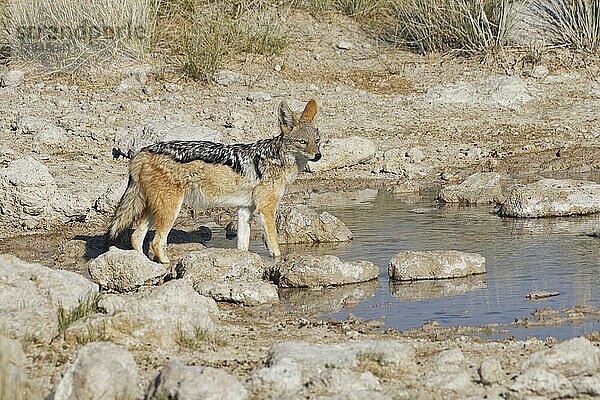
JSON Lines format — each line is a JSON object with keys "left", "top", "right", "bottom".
{"left": 108, "top": 99, "right": 321, "bottom": 263}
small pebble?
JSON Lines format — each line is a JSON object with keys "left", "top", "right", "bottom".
{"left": 164, "top": 82, "right": 181, "bottom": 92}
{"left": 530, "top": 65, "right": 549, "bottom": 79}
{"left": 408, "top": 207, "right": 436, "bottom": 214}
{"left": 337, "top": 41, "right": 353, "bottom": 50}
{"left": 247, "top": 92, "right": 272, "bottom": 102}
{"left": 0, "top": 70, "right": 25, "bottom": 88}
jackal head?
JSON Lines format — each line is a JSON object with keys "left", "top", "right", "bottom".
{"left": 278, "top": 99, "right": 321, "bottom": 162}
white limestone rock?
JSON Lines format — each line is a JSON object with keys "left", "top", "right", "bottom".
{"left": 499, "top": 179, "right": 600, "bottom": 217}
{"left": 87, "top": 247, "right": 170, "bottom": 292}
{"left": 274, "top": 254, "right": 379, "bottom": 288}
{"left": 52, "top": 342, "right": 142, "bottom": 400}
{"left": 388, "top": 250, "right": 486, "bottom": 281}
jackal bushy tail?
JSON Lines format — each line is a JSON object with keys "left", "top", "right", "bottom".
{"left": 108, "top": 174, "right": 146, "bottom": 241}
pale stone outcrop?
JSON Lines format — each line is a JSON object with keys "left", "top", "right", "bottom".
{"left": 388, "top": 250, "right": 486, "bottom": 281}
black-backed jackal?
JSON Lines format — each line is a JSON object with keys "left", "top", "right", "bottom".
{"left": 108, "top": 99, "right": 321, "bottom": 263}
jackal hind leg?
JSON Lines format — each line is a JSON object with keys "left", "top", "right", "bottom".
{"left": 256, "top": 204, "right": 281, "bottom": 258}
{"left": 149, "top": 193, "right": 184, "bottom": 264}
{"left": 131, "top": 213, "right": 151, "bottom": 255}
{"left": 236, "top": 206, "right": 254, "bottom": 251}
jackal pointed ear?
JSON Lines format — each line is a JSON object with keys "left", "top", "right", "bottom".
{"left": 278, "top": 100, "right": 298, "bottom": 134}
{"left": 300, "top": 98, "right": 318, "bottom": 122}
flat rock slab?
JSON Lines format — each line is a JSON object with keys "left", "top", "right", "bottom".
{"left": 438, "top": 172, "right": 505, "bottom": 204}
{"left": 522, "top": 337, "right": 600, "bottom": 377}
{"left": 195, "top": 279, "right": 279, "bottom": 305}
{"left": 177, "top": 248, "right": 277, "bottom": 305}
{"left": 388, "top": 250, "right": 486, "bottom": 281}
{"left": 86, "top": 279, "right": 218, "bottom": 349}
{"left": 499, "top": 178, "right": 600, "bottom": 218}
{"left": 509, "top": 367, "right": 574, "bottom": 399}
{"left": 274, "top": 254, "right": 379, "bottom": 288}
{"left": 146, "top": 360, "right": 247, "bottom": 400}
{"left": 276, "top": 205, "right": 353, "bottom": 244}
{"left": 87, "top": 247, "right": 170, "bottom": 292}
{"left": 425, "top": 75, "right": 532, "bottom": 108}
{"left": 248, "top": 340, "right": 415, "bottom": 399}
{"left": 177, "top": 248, "right": 266, "bottom": 283}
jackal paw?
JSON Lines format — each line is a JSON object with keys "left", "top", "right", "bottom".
{"left": 153, "top": 255, "right": 170, "bottom": 264}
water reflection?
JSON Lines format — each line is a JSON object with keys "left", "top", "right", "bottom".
{"left": 500, "top": 214, "right": 600, "bottom": 236}
{"left": 389, "top": 275, "right": 487, "bottom": 302}
{"left": 309, "top": 189, "right": 378, "bottom": 208}
{"left": 310, "top": 189, "right": 600, "bottom": 339}
{"left": 280, "top": 280, "right": 378, "bottom": 314}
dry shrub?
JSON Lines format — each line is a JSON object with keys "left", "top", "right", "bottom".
{"left": 385, "top": 0, "right": 518, "bottom": 54}
{"left": 183, "top": 15, "right": 235, "bottom": 81}
{"left": 180, "top": 0, "right": 288, "bottom": 82}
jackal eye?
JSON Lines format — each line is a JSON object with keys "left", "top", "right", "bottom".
{"left": 315, "top": 137, "right": 320, "bottom": 144}
{"left": 298, "top": 139, "right": 307, "bottom": 144}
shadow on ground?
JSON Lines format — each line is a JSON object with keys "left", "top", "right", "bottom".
{"left": 74, "top": 227, "right": 214, "bottom": 261}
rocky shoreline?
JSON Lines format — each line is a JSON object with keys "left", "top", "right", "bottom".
{"left": 3, "top": 245, "right": 600, "bottom": 399}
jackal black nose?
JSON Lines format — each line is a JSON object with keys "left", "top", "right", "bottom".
{"left": 312, "top": 153, "right": 322, "bottom": 161}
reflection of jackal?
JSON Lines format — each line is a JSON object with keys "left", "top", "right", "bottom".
{"left": 108, "top": 99, "right": 321, "bottom": 263}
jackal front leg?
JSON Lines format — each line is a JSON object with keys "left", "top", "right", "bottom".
{"left": 236, "top": 206, "right": 253, "bottom": 251}
{"left": 256, "top": 204, "right": 281, "bottom": 258}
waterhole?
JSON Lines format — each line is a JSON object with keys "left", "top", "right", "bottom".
{"left": 9, "top": 187, "right": 595, "bottom": 340}
{"left": 237, "top": 189, "right": 600, "bottom": 339}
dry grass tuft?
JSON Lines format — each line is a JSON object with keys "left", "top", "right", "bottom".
{"left": 175, "top": 325, "right": 225, "bottom": 350}
{"left": 384, "top": 0, "right": 518, "bottom": 55}
{"left": 183, "top": 16, "right": 235, "bottom": 81}
{"left": 304, "top": 0, "right": 337, "bottom": 13}
{"left": 533, "top": 0, "right": 600, "bottom": 53}
{"left": 339, "top": 0, "right": 386, "bottom": 17}
{"left": 3, "top": 0, "right": 597, "bottom": 78}
{"left": 74, "top": 322, "right": 111, "bottom": 345}
{"left": 178, "top": 1, "right": 288, "bottom": 81}
{"left": 4, "top": 0, "right": 158, "bottom": 72}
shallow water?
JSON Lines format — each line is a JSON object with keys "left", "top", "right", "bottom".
{"left": 214, "top": 189, "right": 600, "bottom": 339}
